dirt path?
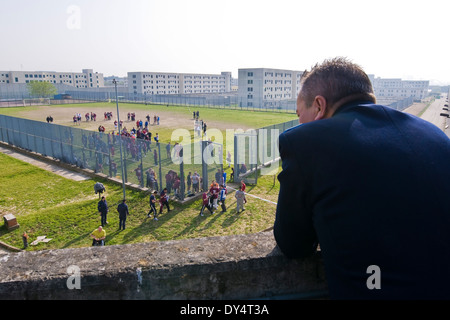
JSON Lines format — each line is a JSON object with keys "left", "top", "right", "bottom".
{"left": 14, "top": 105, "right": 253, "bottom": 134}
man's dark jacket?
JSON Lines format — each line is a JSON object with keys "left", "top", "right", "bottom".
{"left": 117, "top": 203, "right": 129, "bottom": 218}
{"left": 97, "top": 200, "right": 108, "bottom": 214}
{"left": 274, "top": 100, "right": 450, "bottom": 299}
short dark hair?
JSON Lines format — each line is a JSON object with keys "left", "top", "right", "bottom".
{"left": 299, "top": 57, "right": 376, "bottom": 108}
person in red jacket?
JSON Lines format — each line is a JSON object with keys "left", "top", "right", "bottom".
{"left": 209, "top": 181, "right": 220, "bottom": 210}
{"left": 240, "top": 180, "right": 246, "bottom": 192}
{"left": 159, "top": 188, "right": 171, "bottom": 214}
{"left": 200, "top": 192, "right": 213, "bottom": 216}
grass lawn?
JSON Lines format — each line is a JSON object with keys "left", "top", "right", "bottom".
{"left": 0, "top": 102, "right": 297, "bottom": 144}
{"left": 0, "top": 143, "right": 281, "bottom": 252}
{"left": 0, "top": 102, "right": 289, "bottom": 251}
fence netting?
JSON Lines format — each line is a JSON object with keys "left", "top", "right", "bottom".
{"left": 233, "top": 119, "right": 299, "bottom": 184}
{"left": 0, "top": 115, "right": 223, "bottom": 201}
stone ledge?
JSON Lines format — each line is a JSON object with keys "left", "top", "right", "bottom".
{"left": 0, "top": 232, "right": 328, "bottom": 300}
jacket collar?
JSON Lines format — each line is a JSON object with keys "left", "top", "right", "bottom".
{"left": 332, "top": 100, "right": 375, "bottom": 117}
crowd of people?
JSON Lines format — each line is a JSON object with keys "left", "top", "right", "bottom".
{"left": 67, "top": 108, "right": 251, "bottom": 247}
{"left": 91, "top": 176, "right": 248, "bottom": 246}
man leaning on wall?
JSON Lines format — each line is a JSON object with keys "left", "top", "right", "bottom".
{"left": 274, "top": 57, "right": 450, "bottom": 300}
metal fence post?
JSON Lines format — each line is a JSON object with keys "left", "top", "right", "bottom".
{"left": 201, "top": 140, "right": 208, "bottom": 192}
{"left": 158, "top": 142, "right": 163, "bottom": 192}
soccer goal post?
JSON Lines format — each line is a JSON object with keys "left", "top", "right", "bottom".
{"left": 22, "top": 98, "right": 51, "bottom": 106}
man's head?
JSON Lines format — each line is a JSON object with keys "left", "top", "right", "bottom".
{"left": 297, "top": 57, "right": 376, "bottom": 124}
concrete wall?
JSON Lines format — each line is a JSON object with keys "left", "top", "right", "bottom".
{"left": 0, "top": 232, "right": 328, "bottom": 300}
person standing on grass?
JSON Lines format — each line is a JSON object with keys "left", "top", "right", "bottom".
{"left": 219, "top": 185, "right": 227, "bottom": 213}
{"left": 117, "top": 199, "right": 129, "bottom": 230}
{"left": 235, "top": 186, "right": 246, "bottom": 213}
{"left": 148, "top": 190, "right": 158, "bottom": 220}
{"left": 226, "top": 151, "right": 232, "bottom": 168}
{"left": 159, "top": 188, "right": 171, "bottom": 214}
{"left": 209, "top": 181, "right": 220, "bottom": 210}
{"left": 192, "top": 172, "right": 200, "bottom": 193}
{"left": 240, "top": 180, "right": 246, "bottom": 192}
{"left": 187, "top": 172, "right": 192, "bottom": 193}
{"left": 166, "top": 142, "right": 171, "bottom": 159}
{"left": 97, "top": 196, "right": 109, "bottom": 227}
{"left": 200, "top": 192, "right": 213, "bottom": 216}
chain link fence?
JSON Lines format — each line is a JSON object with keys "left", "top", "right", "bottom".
{"left": 233, "top": 119, "right": 299, "bottom": 184}
{"left": 0, "top": 114, "right": 223, "bottom": 201}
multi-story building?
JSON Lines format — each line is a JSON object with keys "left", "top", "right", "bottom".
{"left": 371, "top": 77, "right": 429, "bottom": 101}
{"left": 128, "top": 71, "right": 232, "bottom": 95}
{"left": 238, "top": 68, "right": 303, "bottom": 108}
{"left": 0, "top": 69, "right": 104, "bottom": 88}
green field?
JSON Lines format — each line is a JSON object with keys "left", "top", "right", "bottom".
{"left": 0, "top": 102, "right": 292, "bottom": 251}
{"left": 0, "top": 102, "right": 297, "bottom": 144}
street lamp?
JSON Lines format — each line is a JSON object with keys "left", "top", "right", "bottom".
{"left": 113, "top": 79, "right": 126, "bottom": 200}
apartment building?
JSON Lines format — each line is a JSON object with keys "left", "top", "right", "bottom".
{"left": 128, "top": 71, "right": 232, "bottom": 95}
{"left": 372, "top": 77, "right": 429, "bottom": 101}
{"left": 238, "top": 68, "right": 303, "bottom": 108}
{"left": 0, "top": 69, "right": 104, "bottom": 88}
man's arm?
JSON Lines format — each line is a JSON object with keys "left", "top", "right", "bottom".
{"left": 273, "top": 132, "right": 318, "bottom": 259}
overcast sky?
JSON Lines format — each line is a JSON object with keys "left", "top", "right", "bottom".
{"left": 1, "top": 0, "right": 449, "bottom": 85}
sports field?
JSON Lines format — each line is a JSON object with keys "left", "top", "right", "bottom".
{"left": 0, "top": 102, "right": 297, "bottom": 144}
{"left": 0, "top": 102, "right": 296, "bottom": 251}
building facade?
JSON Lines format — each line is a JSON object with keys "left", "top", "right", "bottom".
{"left": 128, "top": 71, "right": 232, "bottom": 95}
{"left": 0, "top": 69, "right": 104, "bottom": 88}
{"left": 238, "top": 68, "right": 303, "bottom": 108}
{"left": 371, "top": 77, "right": 429, "bottom": 101}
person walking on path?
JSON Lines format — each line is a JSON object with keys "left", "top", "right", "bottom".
{"left": 97, "top": 196, "right": 109, "bottom": 227}
{"left": 117, "top": 199, "right": 129, "bottom": 230}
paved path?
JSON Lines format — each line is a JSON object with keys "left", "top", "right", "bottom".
{"left": 0, "top": 145, "right": 90, "bottom": 181}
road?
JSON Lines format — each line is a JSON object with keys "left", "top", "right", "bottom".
{"left": 403, "top": 94, "right": 450, "bottom": 138}
{"left": 420, "top": 94, "right": 448, "bottom": 132}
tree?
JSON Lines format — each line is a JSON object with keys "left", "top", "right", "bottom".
{"left": 27, "top": 81, "right": 57, "bottom": 98}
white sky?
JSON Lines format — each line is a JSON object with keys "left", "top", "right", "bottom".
{"left": 1, "top": 0, "right": 449, "bottom": 85}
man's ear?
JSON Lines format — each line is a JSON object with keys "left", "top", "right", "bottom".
{"left": 313, "top": 95, "right": 328, "bottom": 120}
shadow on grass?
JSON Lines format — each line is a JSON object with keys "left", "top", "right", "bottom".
{"left": 61, "top": 231, "right": 91, "bottom": 249}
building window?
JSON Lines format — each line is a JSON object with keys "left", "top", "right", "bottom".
{"left": 248, "top": 72, "right": 253, "bottom": 77}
